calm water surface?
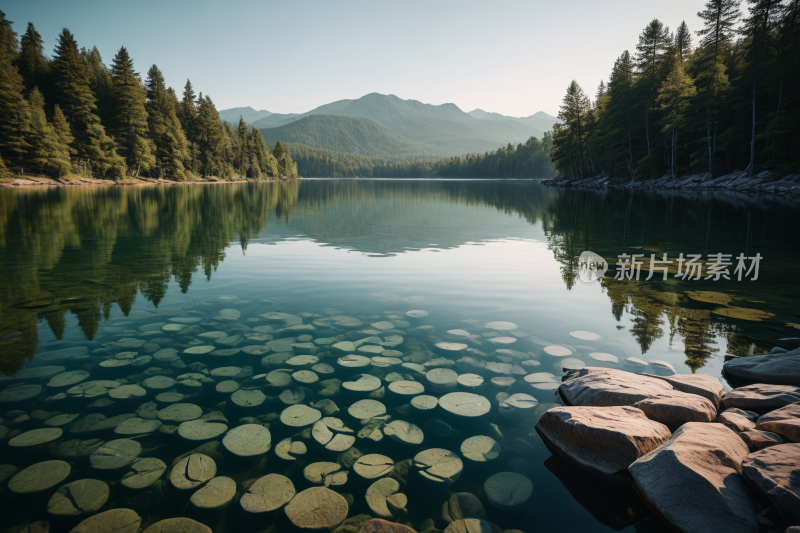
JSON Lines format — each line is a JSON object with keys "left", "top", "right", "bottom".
{"left": 1, "top": 180, "right": 799, "bottom": 533}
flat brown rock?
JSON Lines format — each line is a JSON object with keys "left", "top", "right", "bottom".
{"left": 535, "top": 406, "right": 671, "bottom": 482}
{"left": 723, "top": 349, "right": 800, "bottom": 385}
{"left": 629, "top": 422, "right": 757, "bottom": 533}
{"left": 643, "top": 373, "right": 725, "bottom": 408}
{"left": 721, "top": 384, "right": 800, "bottom": 413}
{"left": 756, "top": 402, "right": 800, "bottom": 442}
{"left": 738, "top": 429, "right": 782, "bottom": 452}
{"left": 68, "top": 509, "right": 141, "bottom": 533}
{"left": 284, "top": 487, "right": 348, "bottom": 530}
{"left": 633, "top": 392, "right": 717, "bottom": 429}
{"left": 742, "top": 444, "right": 800, "bottom": 523}
{"left": 559, "top": 367, "right": 673, "bottom": 407}
{"left": 717, "top": 408, "right": 758, "bottom": 432}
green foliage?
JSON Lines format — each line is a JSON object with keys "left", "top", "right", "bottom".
{"left": 552, "top": 81, "right": 593, "bottom": 178}
{"left": 258, "top": 114, "right": 440, "bottom": 159}
{"left": 145, "top": 64, "right": 189, "bottom": 180}
{"left": 110, "top": 47, "right": 152, "bottom": 174}
{"left": 27, "top": 88, "right": 71, "bottom": 177}
{"left": 17, "top": 23, "right": 50, "bottom": 96}
{"left": 0, "top": 10, "right": 32, "bottom": 164}
{"left": 553, "top": 1, "right": 800, "bottom": 181}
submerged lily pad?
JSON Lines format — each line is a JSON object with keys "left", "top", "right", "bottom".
{"left": 685, "top": 290, "right": 733, "bottom": 305}
{"left": 712, "top": 306, "right": 775, "bottom": 321}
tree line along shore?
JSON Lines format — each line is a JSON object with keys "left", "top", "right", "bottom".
{"left": 0, "top": 12, "right": 300, "bottom": 183}
{"left": 550, "top": 0, "right": 799, "bottom": 186}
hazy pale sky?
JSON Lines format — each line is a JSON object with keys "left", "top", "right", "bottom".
{"left": 6, "top": 0, "right": 707, "bottom": 117}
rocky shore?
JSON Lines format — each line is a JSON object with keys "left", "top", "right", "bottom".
{"left": 0, "top": 176, "right": 297, "bottom": 188}
{"left": 534, "top": 345, "right": 800, "bottom": 533}
{"left": 542, "top": 170, "right": 800, "bottom": 197}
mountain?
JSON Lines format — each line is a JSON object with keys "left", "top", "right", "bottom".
{"left": 257, "top": 114, "right": 444, "bottom": 159}
{"left": 226, "top": 93, "right": 557, "bottom": 159}
{"left": 219, "top": 106, "right": 273, "bottom": 124}
{"left": 468, "top": 109, "right": 558, "bottom": 137}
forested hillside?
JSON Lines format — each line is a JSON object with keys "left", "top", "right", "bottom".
{"left": 552, "top": 0, "right": 800, "bottom": 181}
{"left": 285, "top": 134, "right": 556, "bottom": 178}
{"left": 0, "top": 12, "right": 298, "bottom": 181}
{"left": 249, "top": 93, "right": 549, "bottom": 156}
{"left": 258, "top": 115, "right": 445, "bottom": 159}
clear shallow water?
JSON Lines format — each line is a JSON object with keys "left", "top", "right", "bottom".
{"left": 0, "top": 180, "right": 799, "bottom": 533}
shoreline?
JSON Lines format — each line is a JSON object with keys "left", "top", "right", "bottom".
{"left": 0, "top": 176, "right": 297, "bottom": 188}
{"left": 542, "top": 170, "right": 800, "bottom": 197}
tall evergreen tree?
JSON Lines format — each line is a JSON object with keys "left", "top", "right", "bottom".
{"left": 675, "top": 21, "right": 693, "bottom": 63}
{"left": 740, "top": 0, "right": 784, "bottom": 174}
{"left": 696, "top": 0, "right": 740, "bottom": 175}
{"left": 0, "top": 11, "right": 31, "bottom": 166}
{"left": 110, "top": 46, "right": 152, "bottom": 174}
{"left": 656, "top": 54, "right": 697, "bottom": 178}
{"left": 27, "top": 88, "right": 71, "bottom": 177}
{"left": 145, "top": 64, "right": 189, "bottom": 180}
{"left": 635, "top": 19, "right": 672, "bottom": 156}
{"left": 552, "top": 80, "right": 592, "bottom": 178}
{"left": 17, "top": 22, "right": 50, "bottom": 96}
{"left": 195, "top": 94, "right": 223, "bottom": 177}
{"left": 84, "top": 47, "right": 113, "bottom": 125}
{"left": 237, "top": 116, "right": 248, "bottom": 176}
{"left": 178, "top": 79, "right": 196, "bottom": 136}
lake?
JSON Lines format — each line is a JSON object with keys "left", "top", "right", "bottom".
{"left": 1, "top": 179, "right": 798, "bottom": 532}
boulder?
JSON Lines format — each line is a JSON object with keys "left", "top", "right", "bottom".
{"left": 632, "top": 393, "right": 717, "bottom": 429}
{"left": 722, "top": 384, "right": 800, "bottom": 413}
{"left": 535, "top": 406, "right": 671, "bottom": 482}
{"left": 559, "top": 367, "right": 673, "bottom": 407}
{"left": 742, "top": 444, "right": 800, "bottom": 523}
{"left": 717, "top": 408, "right": 758, "bottom": 432}
{"left": 738, "top": 430, "right": 782, "bottom": 452}
{"left": 628, "top": 422, "right": 757, "bottom": 533}
{"left": 756, "top": 402, "right": 800, "bottom": 442}
{"left": 723, "top": 348, "right": 800, "bottom": 385}
{"left": 643, "top": 373, "right": 725, "bottom": 408}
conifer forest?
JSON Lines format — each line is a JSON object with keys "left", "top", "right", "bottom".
{"left": 0, "top": 13, "right": 299, "bottom": 182}
{"left": 551, "top": 0, "right": 800, "bottom": 181}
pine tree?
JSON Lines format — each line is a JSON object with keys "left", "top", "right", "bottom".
{"left": 697, "top": 0, "right": 741, "bottom": 66}
{"left": 195, "top": 94, "right": 223, "bottom": 177}
{"left": 675, "top": 21, "right": 693, "bottom": 63}
{"left": 17, "top": 22, "right": 50, "bottom": 96}
{"left": 656, "top": 54, "right": 697, "bottom": 178}
{"left": 110, "top": 46, "right": 152, "bottom": 175}
{"left": 52, "top": 104, "right": 75, "bottom": 152}
{"left": 237, "top": 116, "right": 248, "bottom": 176}
{"left": 635, "top": 19, "right": 672, "bottom": 156}
{"left": 179, "top": 79, "right": 196, "bottom": 136}
{"left": 145, "top": 64, "right": 189, "bottom": 180}
{"left": 552, "top": 80, "right": 592, "bottom": 178}
{"left": 273, "top": 140, "right": 286, "bottom": 160}
{"left": 739, "top": 0, "right": 784, "bottom": 174}
{"left": 696, "top": 0, "right": 740, "bottom": 176}
{"left": 27, "top": 87, "right": 72, "bottom": 177}
{"left": 595, "top": 80, "right": 606, "bottom": 104}
{"left": 84, "top": 47, "right": 113, "bottom": 126}
{"left": 0, "top": 11, "right": 31, "bottom": 166}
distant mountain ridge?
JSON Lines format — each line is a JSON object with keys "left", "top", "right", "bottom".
{"left": 219, "top": 106, "right": 272, "bottom": 124}
{"left": 221, "top": 93, "right": 558, "bottom": 159}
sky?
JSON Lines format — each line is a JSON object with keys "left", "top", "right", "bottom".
{"left": 5, "top": 0, "right": 708, "bottom": 117}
